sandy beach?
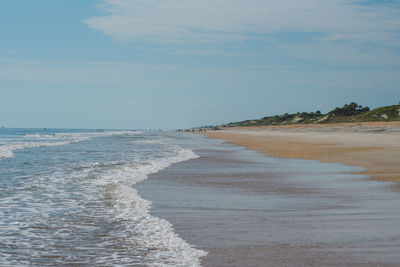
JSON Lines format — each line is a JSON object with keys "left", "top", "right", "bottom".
{"left": 205, "top": 122, "right": 400, "bottom": 183}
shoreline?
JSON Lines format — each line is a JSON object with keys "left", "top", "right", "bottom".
{"left": 138, "top": 133, "right": 400, "bottom": 266}
{"left": 204, "top": 121, "right": 400, "bottom": 183}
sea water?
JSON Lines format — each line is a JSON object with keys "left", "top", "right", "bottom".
{"left": 0, "top": 128, "right": 206, "bottom": 266}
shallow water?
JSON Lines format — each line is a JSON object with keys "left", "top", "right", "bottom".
{"left": 138, "top": 135, "right": 400, "bottom": 266}
{"left": 0, "top": 128, "right": 206, "bottom": 266}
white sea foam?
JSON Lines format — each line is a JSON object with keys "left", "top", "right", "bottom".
{"left": 0, "top": 146, "right": 15, "bottom": 159}
{"left": 24, "top": 133, "right": 50, "bottom": 139}
{"left": 0, "top": 137, "right": 90, "bottom": 160}
{"left": 95, "top": 145, "right": 207, "bottom": 266}
{"left": 131, "top": 138, "right": 171, "bottom": 144}
{"left": 0, "top": 130, "right": 141, "bottom": 160}
{"left": 0, "top": 131, "right": 207, "bottom": 266}
{"left": 24, "top": 130, "right": 141, "bottom": 140}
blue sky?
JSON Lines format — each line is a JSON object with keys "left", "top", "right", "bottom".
{"left": 1, "top": 0, "right": 400, "bottom": 129}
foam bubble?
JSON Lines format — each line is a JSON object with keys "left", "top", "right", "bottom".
{"left": 0, "top": 146, "right": 14, "bottom": 159}
{"left": 0, "top": 138, "right": 90, "bottom": 160}
{"left": 1, "top": 130, "right": 142, "bottom": 160}
{"left": 95, "top": 145, "right": 207, "bottom": 266}
{"left": 0, "top": 132, "right": 207, "bottom": 265}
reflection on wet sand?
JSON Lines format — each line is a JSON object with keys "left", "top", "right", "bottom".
{"left": 139, "top": 137, "right": 400, "bottom": 266}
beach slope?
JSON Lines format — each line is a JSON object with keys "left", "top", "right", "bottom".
{"left": 205, "top": 122, "right": 400, "bottom": 183}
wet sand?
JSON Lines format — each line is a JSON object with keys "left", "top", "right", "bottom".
{"left": 137, "top": 135, "right": 400, "bottom": 266}
{"left": 205, "top": 122, "right": 400, "bottom": 183}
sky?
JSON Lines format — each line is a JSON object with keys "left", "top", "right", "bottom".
{"left": 1, "top": 0, "right": 400, "bottom": 129}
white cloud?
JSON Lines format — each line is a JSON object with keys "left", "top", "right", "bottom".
{"left": 84, "top": 0, "right": 400, "bottom": 44}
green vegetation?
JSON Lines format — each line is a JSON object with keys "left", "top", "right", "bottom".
{"left": 330, "top": 102, "right": 369, "bottom": 116}
{"left": 223, "top": 103, "right": 400, "bottom": 127}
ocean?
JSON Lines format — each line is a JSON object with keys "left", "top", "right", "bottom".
{"left": 0, "top": 128, "right": 206, "bottom": 266}
{"left": 3, "top": 128, "right": 400, "bottom": 266}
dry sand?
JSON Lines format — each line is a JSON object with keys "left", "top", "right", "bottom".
{"left": 205, "top": 121, "right": 400, "bottom": 183}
